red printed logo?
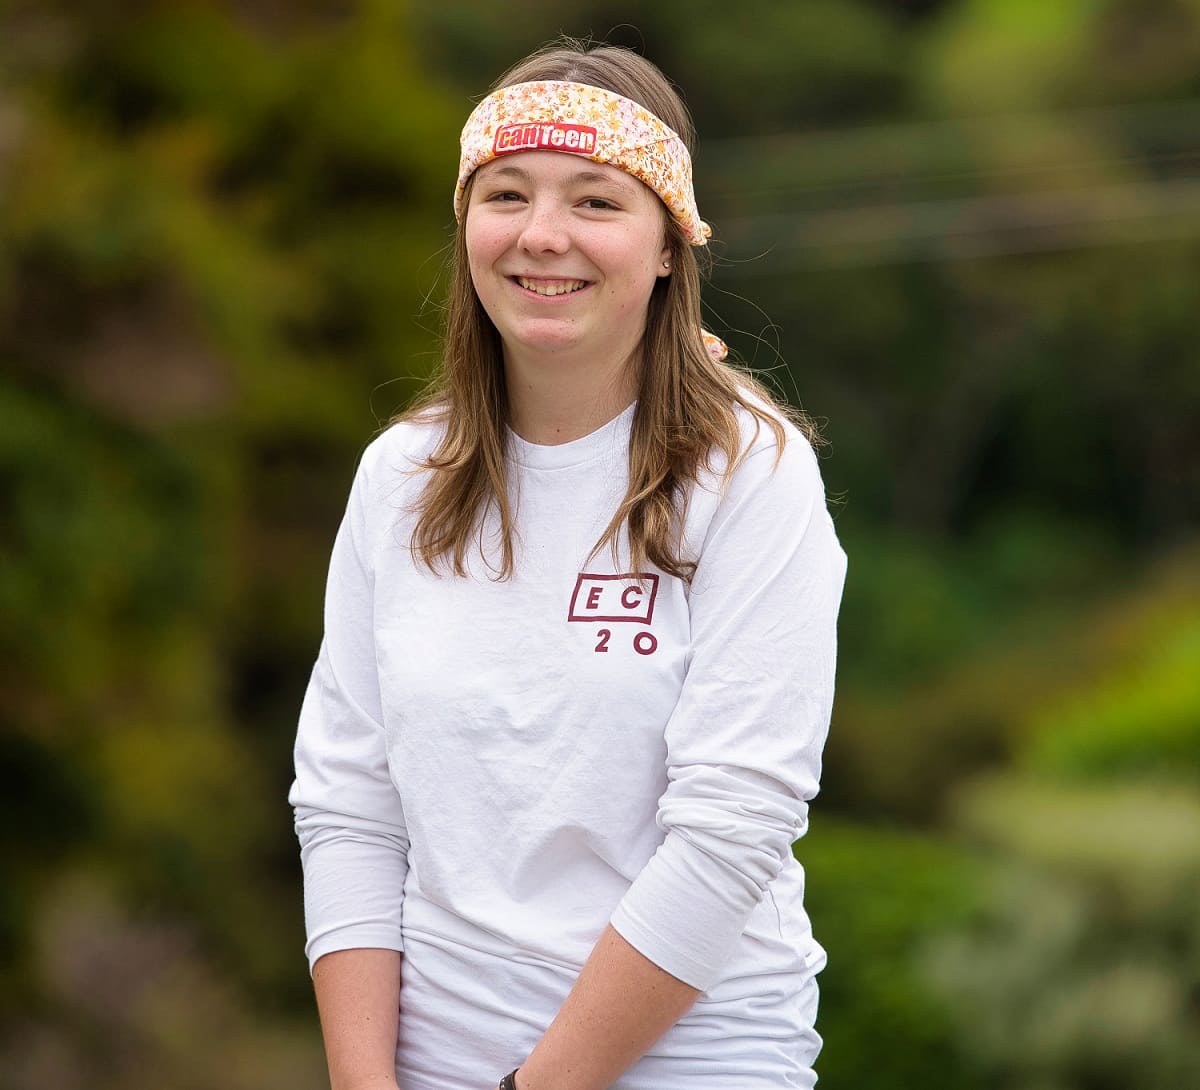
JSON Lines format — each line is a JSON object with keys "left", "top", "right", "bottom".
{"left": 493, "top": 122, "right": 598, "bottom": 156}
{"left": 568, "top": 573, "right": 659, "bottom": 624}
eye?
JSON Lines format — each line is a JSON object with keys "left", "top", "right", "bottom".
{"left": 485, "top": 190, "right": 525, "bottom": 203}
{"left": 580, "top": 197, "right": 617, "bottom": 211}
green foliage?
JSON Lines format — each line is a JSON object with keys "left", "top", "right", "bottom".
{"left": 929, "top": 776, "right": 1200, "bottom": 1090}
{"left": 0, "top": 0, "right": 461, "bottom": 1078}
{"left": 2, "top": 872, "right": 327, "bottom": 1090}
{"left": 917, "top": 0, "right": 1101, "bottom": 113}
{"left": 922, "top": 0, "right": 1200, "bottom": 111}
{"left": 412, "top": 0, "right": 909, "bottom": 132}
{"left": 823, "top": 510, "right": 1126, "bottom": 824}
{"left": 1024, "top": 569, "right": 1200, "bottom": 782}
{"left": 839, "top": 511, "right": 1122, "bottom": 692}
{"left": 915, "top": 554, "right": 1200, "bottom": 1088}
{"left": 801, "top": 819, "right": 989, "bottom": 1089}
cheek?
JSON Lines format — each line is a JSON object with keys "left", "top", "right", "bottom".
{"left": 464, "top": 219, "right": 507, "bottom": 277}
{"left": 606, "top": 244, "right": 663, "bottom": 307}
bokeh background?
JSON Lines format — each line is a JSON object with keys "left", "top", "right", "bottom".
{"left": 2, "top": 1, "right": 1198, "bottom": 1087}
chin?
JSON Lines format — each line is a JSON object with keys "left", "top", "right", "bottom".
{"left": 505, "top": 327, "right": 589, "bottom": 356}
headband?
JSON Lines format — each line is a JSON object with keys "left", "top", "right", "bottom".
{"left": 455, "top": 80, "right": 711, "bottom": 246}
{"left": 455, "top": 80, "right": 727, "bottom": 360}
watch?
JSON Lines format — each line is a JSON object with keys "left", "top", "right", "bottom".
{"left": 498, "top": 1069, "right": 520, "bottom": 1090}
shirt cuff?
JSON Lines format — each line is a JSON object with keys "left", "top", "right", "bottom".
{"left": 300, "top": 830, "right": 407, "bottom": 974}
{"left": 610, "top": 830, "right": 759, "bottom": 991}
{"left": 306, "top": 924, "right": 406, "bottom": 973}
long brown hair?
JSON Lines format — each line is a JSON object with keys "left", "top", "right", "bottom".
{"left": 396, "top": 39, "right": 818, "bottom": 581}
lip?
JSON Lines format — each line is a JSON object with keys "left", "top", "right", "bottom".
{"left": 509, "top": 275, "right": 593, "bottom": 299}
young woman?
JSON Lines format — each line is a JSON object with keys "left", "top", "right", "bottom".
{"left": 290, "top": 40, "right": 847, "bottom": 1090}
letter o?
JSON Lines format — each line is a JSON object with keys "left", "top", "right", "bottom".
{"left": 633, "top": 632, "right": 658, "bottom": 656}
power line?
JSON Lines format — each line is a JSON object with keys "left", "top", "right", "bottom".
{"left": 714, "top": 178, "right": 1200, "bottom": 271}
{"left": 698, "top": 99, "right": 1200, "bottom": 269}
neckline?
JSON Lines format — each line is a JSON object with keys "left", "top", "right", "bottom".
{"left": 507, "top": 402, "right": 636, "bottom": 470}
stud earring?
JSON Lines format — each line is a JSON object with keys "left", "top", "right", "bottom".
{"left": 662, "top": 260, "right": 671, "bottom": 270}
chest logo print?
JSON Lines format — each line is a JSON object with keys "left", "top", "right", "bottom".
{"left": 568, "top": 573, "right": 660, "bottom": 656}
{"left": 568, "top": 572, "right": 659, "bottom": 623}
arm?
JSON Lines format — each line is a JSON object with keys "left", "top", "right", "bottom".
{"left": 516, "top": 926, "right": 699, "bottom": 1090}
{"left": 520, "top": 428, "right": 846, "bottom": 1089}
{"left": 313, "top": 948, "right": 403, "bottom": 1090}
{"left": 610, "top": 432, "right": 845, "bottom": 987}
{"left": 289, "top": 438, "right": 410, "bottom": 1082}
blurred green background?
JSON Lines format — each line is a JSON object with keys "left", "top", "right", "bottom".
{"left": 1, "top": 1, "right": 1198, "bottom": 1087}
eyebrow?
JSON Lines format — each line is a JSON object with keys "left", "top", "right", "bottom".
{"left": 484, "top": 164, "right": 639, "bottom": 194}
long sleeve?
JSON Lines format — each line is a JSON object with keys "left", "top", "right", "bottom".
{"left": 289, "top": 440, "right": 410, "bottom": 972}
{"left": 609, "top": 428, "right": 846, "bottom": 991}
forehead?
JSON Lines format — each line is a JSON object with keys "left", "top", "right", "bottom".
{"left": 473, "top": 151, "right": 652, "bottom": 199}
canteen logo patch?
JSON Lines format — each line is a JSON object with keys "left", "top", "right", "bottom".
{"left": 568, "top": 573, "right": 660, "bottom": 656}
{"left": 494, "top": 122, "right": 598, "bottom": 156}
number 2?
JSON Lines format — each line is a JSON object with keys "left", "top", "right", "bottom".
{"left": 594, "top": 629, "right": 611, "bottom": 653}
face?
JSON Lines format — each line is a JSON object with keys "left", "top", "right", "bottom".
{"left": 464, "top": 151, "right": 671, "bottom": 368}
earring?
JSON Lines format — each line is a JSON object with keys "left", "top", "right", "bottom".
{"left": 662, "top": 260, "right": 671, "bottom": 269}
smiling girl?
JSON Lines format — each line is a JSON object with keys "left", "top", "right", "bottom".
{"left": 290, "top": 39, "right": 846, "bottom": 1090}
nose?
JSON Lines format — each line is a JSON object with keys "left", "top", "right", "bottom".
{"left": 517, "top": 197, "right": 570, "bottom": 255}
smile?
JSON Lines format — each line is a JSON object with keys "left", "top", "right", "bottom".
{"left": 514, "top": 276, "right": 589, "bottom": 297}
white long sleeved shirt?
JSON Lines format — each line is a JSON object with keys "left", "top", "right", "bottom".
{"left": 290, "top": 401, "right": 846, "bottom": 1090}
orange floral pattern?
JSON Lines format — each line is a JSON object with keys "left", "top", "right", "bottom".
{"left": 455, "top": 80, "right": 712, "bottom": 247}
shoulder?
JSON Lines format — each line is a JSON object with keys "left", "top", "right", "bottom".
{"left": 355, "top": 408, "right": 447, "bottom": 492}
{"left": 738, "top": 392, "right": 815, "bottom": 454}
{"left": 680, "top": 391, "right": 834, "bottom": 563}
{"left": 338, "top": 410, "right": 447, "bottom": 558}
{"left": 706, "top": 391, "right": 825, "bottom": 502}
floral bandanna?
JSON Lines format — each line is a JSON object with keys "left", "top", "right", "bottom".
{"left": 454, "top": 80, "right": 727, "bottom": 360}
{"left": 455, "top": 80, "right": 711, "bottom": 246}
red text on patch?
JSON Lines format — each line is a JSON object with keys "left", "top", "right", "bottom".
{"left": 494, "top": 123, "right": 598, "bottom": 156}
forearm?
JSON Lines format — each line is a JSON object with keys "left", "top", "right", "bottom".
{"left": 515, "top": 925, "right": 701, "bottom": 1090}
{"left": 312, "top": 947, "right": 403, "bottom": 1090}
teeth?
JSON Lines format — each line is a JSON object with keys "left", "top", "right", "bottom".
{"left": 517, "top": 277, "right": 586, "bottom": 296}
